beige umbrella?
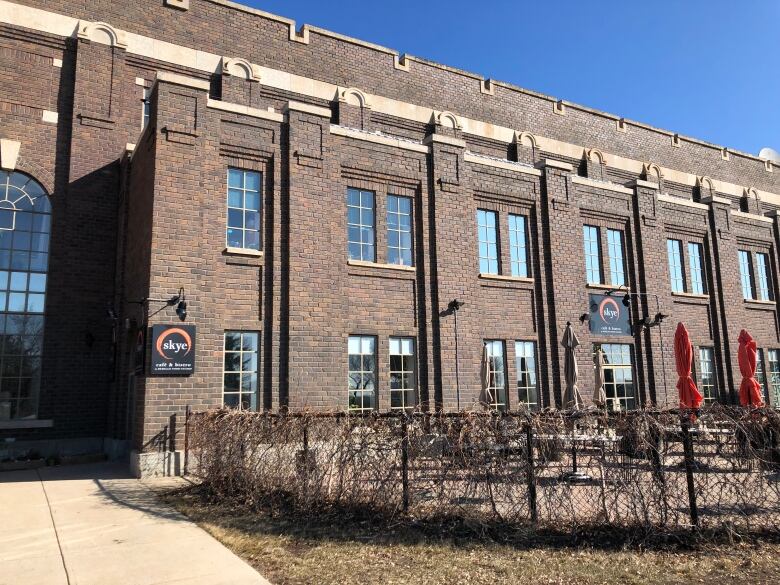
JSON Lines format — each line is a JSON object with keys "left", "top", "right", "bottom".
{"left": 480, "top": 342, "right": 493, "bottom": 406}
{"left": 561, "top": 322, "right": 584, "bottom": 410}
{"left": 593, "top": 347, "right": 607, "bottom": 408}
{"left": 561, "top": 322, "right": 590, "bottom": 482}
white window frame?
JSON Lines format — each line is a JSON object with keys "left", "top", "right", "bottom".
{"left": 389, "top": 337, "right": 416, "bottom": 410}
{"left": 477, "top": 210, "right": 499, "bottom": 275}
{"left": 348, "top": 335, "right": 377, "bottom": 412}
{"left": 515, "top": 340, "right": 538, "bottom": 410}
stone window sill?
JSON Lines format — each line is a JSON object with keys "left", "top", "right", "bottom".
{"left": 0, "top": 419, "right": 53, "bottom": 430}
{"left": 479, "top": 273, "right": 533, "bottom": 283}
{"left": 223, "top": 247, "right": 263, "bottom": 257}
{"left": 347, "top": 259, "right": 415, "bottom": 272}
{"left": 672, "top": 292, "right": 709, "bottom": 300}
{"left": 744, "top": 298, "right": 775, "bottom": 307}
{"left": 585, "top": 283, "right": 627, "bottom": 293}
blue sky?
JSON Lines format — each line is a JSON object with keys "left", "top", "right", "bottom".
{"left": 244, "top": 0, "right": 779, "bottom": 155}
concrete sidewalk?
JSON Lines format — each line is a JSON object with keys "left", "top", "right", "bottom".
{"left": 0, "top": 463, "right": 270, "bottom": 585}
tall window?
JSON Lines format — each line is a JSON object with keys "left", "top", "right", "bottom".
{"left": 508, "top": 214, "right": 529, "bottom": 278}
{"left": 348, "top": 335, "right": 376, "bottom": 411}
{"left": 141, "top": 86, "right": 150, "bottom": 128}
{"left": 667, "top": 239, "right": 685, "bottom": 293}
{"left": 347, "top": 188, "right": 375, "bottom": 262}
{"left": 389, "top": 337, "right": 416, "bottom": 410}
{"left": 0, "top": 171, "right": 50, "bottom": 421}
{"left": 756, "top": 253, "right": 771, "bottom": 301}
{"left": 483, "top": 340, "right": 507, "bottom": 411}
{"left": 515, "top": 341, "right": 538, "bottom": 410}
{"left": 223, "top": 331, "right": 259, "bottom": 410}
{"left": 583, "top": 225, "right": 602, "bottom": 284}
{"left": 477, "top": 210, "right": 498, "bottom": 274}
{"left": 755, "top": 348, "right": 767, "bottom": 402}
{"left": 226, "top": 168, "right": 261, "bottom": 251}
{"left": 738, "top": 250, "right": 755, "bottom": 300}
{"left": 387, "top": 195, "right": 413, "bottom": 266}
{"left": 767, "top": 349, "right": 780, "bottom": 407}
{"left": 688, "top": 243, "right": 705, "bottom": 295}
{"left": 606, "top": 229, "right": 625, "bottom": 287}
{"left": 598, "top": 343, "right": 635, "bottom": 411}
{"left": 698, "top": 347, "right": 716, "bottom": 403}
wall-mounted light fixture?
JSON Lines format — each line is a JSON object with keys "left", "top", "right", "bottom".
{"left": 129, "top": 287, "right": 188, "bottom": 322}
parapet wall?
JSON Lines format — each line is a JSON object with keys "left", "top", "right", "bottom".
{"left": 3, "top": 0, "right": 777, "bottom": 198}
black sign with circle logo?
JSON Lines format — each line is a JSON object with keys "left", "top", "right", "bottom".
{"left": 150, "top": 324, "right": 196, "bottom": 375}
{"left": 588, "top": 294, "right": 631, "bottom": 336}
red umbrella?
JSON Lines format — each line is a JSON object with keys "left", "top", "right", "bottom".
{"left": 738, "top": 329, "right": 764, "bottom": 407}
{"left": 674, "top": 322, "right": 703, "bottom": 410}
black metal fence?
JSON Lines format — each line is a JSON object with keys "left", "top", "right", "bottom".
{"left": 186, "top": 406, "right": 780, "bottom": 536}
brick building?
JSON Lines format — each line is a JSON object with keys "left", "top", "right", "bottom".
{"left": 1, "top": 0, "right": 779, "bottom": 475}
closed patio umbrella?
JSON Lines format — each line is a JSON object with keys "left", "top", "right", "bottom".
{"left": 674, "top": 322, "right": 703, "bottom": 410}
{"left": 593, "top": 347, "right": 607, "bottom": 408}
{"left": 562, "top": 322, "right": 584, "bottom": 410}
{"left": 738, "top": 329, "right": 764, "bottom": 407}
{"left": 561, "top": 322, "right": 589, "bottom": 482}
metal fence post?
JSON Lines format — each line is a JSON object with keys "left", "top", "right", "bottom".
{"left": 183, "top": 405, "right": 191, "bottom": 476}
{"left": 649, "top": 418, "right": 664, "bottom": 483}
{"left": 526, "top": 421, "right": 538, "bottom": 524}
{"left": 681, "top": 419, "right": 699, "bottom": 527}
{"left": 401, "top": 416, "right": 409, "bottom": 513}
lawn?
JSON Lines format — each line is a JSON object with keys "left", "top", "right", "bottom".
{"left": 162, "top": 486, "right": 780, "bottom": 585}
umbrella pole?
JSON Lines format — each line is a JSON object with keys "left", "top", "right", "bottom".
{"left": 571, "top": 425, "right": 578, "bottom": 473}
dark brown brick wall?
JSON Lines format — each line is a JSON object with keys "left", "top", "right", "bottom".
{"left": 2, "top": 1, "right": 779, "bottom": 456}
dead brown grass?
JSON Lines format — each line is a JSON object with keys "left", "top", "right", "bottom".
{"left": 162, "top": 486, "right": 780, "bottom": 585}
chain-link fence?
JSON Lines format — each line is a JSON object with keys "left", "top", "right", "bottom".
{"left": 186, "top": 406, "right": 780, "bottom": 537}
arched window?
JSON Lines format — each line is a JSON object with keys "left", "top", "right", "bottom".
{"left": 0, "top": 171, "right": 51, "bottom": 421}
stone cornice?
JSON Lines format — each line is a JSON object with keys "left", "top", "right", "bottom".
{"left": 657, "top": 194, "right": 708, "bottom": 210}
{"left": 285, "top": 101, "right": 332, "bottom": 118}
{"left": 207, "top": 99, "right": 284, "bottom": 122}
{"left": 571, "top": 176, "right": 633, "bottom": 195}
{"left": 463, "top": 152, "right": 541, "bottom": 176}
{"left": 730, "top": 210, "right": 774, "bottom": 224}
{"left": 541, "top": 159, "right": 574, "bottom": 172}
{"left": 422, "top": 134, "right": 466, "bottom": 148}
{"left": 330, "top": 126, "right": 429, "bottom": 154}
{"left": 156, "top": 71, "right": 210, "bottom": 91}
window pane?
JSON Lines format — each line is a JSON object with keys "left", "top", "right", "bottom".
{"left": 227, "top": 208, "right": 243, "bottom": 229}
{"left": 688, "top": 242, "right": 705, "bottom": 295}
{"left": 515, "top": 341, "right": 538, "bottom": 410}
{"left": 348, "top": 335, "right": 377, "bottom": 411}
{"left": 477, "top": 210, "right": 499, "bottom": 274}
{"left": 583, "top": 225, "right": 602, "bottom": 284}
{"left": 227, "top": 188, "right": 242, "bottom": 208}
{"left": 756, "top": 253, "right": 771, "bottom": 301}
{"left": 606, "top": 229, "right": 625, "bottom": 287}
{"left": 597, "top": 343, "right": 635, "bottom": 411}
{"left": 738, "top": 250, "right": 754, "bottom": 300}
{"left": 484, "top": 340, "right": 507, "bottom": 411}
{"left": 389, "top": 337, "right": 416, "bottom": 410}
{"left": 26, "top": 295, "right": 44, "bottom": 313}
{"left": 667, "top": 239, "right": 685, "bottom": 293}
{"left": 387, "top": 195, "right": 413, "bottom": 267}
{"left": 699, "top": 347, "right": 716, "bottom": 403}
{"left": 28, "top": 273, "right": 45, "bottom": 293}
{"left": 225, "top": 169, "right": 262, "bottom": 251}
{"left": 9, "top": 272, "right": 26, "bottom": 291}
{"left": 768, "top": 349, "right": 780, "bottom": 408}
{"left": 224, "top": 352, "right": 241, "bottom": 371}
{"left": 346, "top": 189, "right": 376, "bottom": 262}
{"left": 508, "top": 214, "right": 528, "bottom": 278}
{"left": 222, "top": 331, "right": 259, "bottom": 410}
